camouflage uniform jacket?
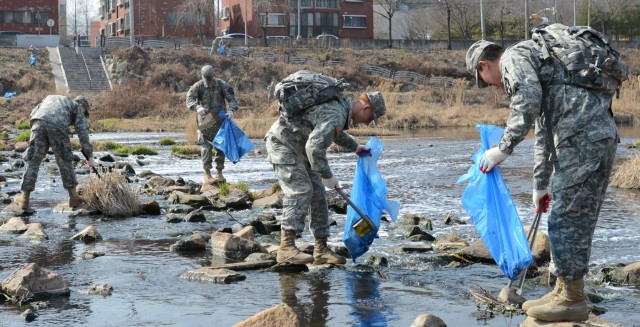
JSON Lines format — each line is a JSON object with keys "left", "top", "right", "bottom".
{"left": 266, "top": 98, "right": 358, "bottom": 179}
{"left": 29, "top": 95, "right": 93, "bottom": 157}
{"left": 186, "top": 78, "right": 238, "bottom": 115}
{"left": 498, "top": 40, "right": 617, "bottom": 191}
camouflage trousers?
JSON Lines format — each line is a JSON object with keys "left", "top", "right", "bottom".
{"left": 272, "top": 162, "right": 331, "bottom": 238}
{"left": 197, "top": 113, "right": 225, "bottom": 171}
{"left": 548, "top": 136, "right": 617, "bottom": 280}
{"left": 21, "top": 124, "right": 77, "bottom": 192}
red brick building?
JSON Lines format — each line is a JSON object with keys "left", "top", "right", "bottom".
{"left": 219, "top": 0, "right": 374, "bottom": 39}
{"left": 0, "top": 0, "right": 59, "bottom": 35}
{"left": 94, "top": 0, "right": 215, "bottom": 39}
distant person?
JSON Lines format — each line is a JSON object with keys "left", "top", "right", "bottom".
{"left": 28, "top": 45, "right": 37, "bottom": 67}
{"left": 267, "top": 80, "right": 275, "bottom": 102}
{"left": 265, "top": 70, "right": 386, "bottom": 265}
{"left": 218, "top": 41, "right": 226, "bottom": 56}
{"left": 17, "top": 95, "right": 94, "bottom": 211}
{"left": 186, "top": 65, "right": 238, "bottom": 185}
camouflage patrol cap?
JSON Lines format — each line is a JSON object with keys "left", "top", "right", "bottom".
{"left": 201, "top": 65, "right": 214, "bottom": 78}
{"left": 366, "top": 91, "right": 386, "bottom": 124}
{"left": 465, "top": 40, "right": 497, "bottom": 88}
{"left": 74, "top": 95, "right": 90, "bottom": 117}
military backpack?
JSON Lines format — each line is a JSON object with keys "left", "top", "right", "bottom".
{"left": 531, "top": 23, "right": 629, "bottom": 95}
{"left": 274, "top": 70, "right": 347, "bottom": 118}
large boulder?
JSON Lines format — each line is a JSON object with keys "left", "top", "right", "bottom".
{"left": 0, "top": 263, "right": 70, "bottom": 301}
{"left": 610, "top": 262, "right": 640, "bottom": 286}
{"left": 232, "top": 303, "right": 300, "bottom": 327}
{"left": 210, "top": 231, "right": 267, "bottom": 261}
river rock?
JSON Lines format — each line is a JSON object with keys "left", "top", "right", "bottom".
{"left": 22, "top": 308, "right": 38, "bottom": 322}
{"left": 170, "top": 233, "right": 207, "bottom": 252}
{"left": 443, "top": 212, "right": 466, "bottom": 225}
{"left": 364, "top": 255, "right": 388, "bottom": 267}
{"left": 183, "top": 209, "right": 206, "bottom": 222}
{"left": 167, "top": 204, "right": 194, "bottom": 214}
{"left": 210, "top": 260, "right": 276, "bottom": 271}
{"left": 232, "top": 303, "right": 300, "bottom": 327}
{"left": 524, "top": 226, "right": 551, "bottom": 265}
{"left": 13, "top": 141, "right": 28, "bottom": 152}
{"left": 411, "top": 314, "right": 446, "bottom": 327}
{"left": 520, "top": 314, "right": 624, "bottom": 327}
{"left": 234, "top": 225, "right": 255, "bottom": 241}
{"left": 0, "top": 263, "right": 70, "bottom": 301}
{"left": 610, "top": 261, "right": 640, "bottom": 286}
{"left": 210, "top": 231, "right": 267, "bottom": 261}
{"left": 3, "top": 202, "right": 34, "bottom": 217}
{"left": 252, "top": 193, "right": 283, "bottom": 209}
{"left": 454, "top": 239, "right": 494, "bottom": 263}
{"left": 81, "top": 251, "right": 105, "bottom": 259}
{"left": 140, "top": 200, "right": 161, "bottom": 215}
{"left": 70, "top": 225, "right": 102, "bottom": 244}
{"left": 164, "top": 213, "right": 182, "bottom": 223}
{"left": 181, "top": 268, "right": 246, "bottom": 284}
{"left": 148, "top": 176, "right": 176, "bottom": 188}
{"left": 168, "top": 191, "right": 209, "bottom": 207}
{"left": 17, "top": 223, "right": 48, "bottom": 240}
{"left": 85, "top": 284, "right": 113, "bottom": 296}
{"left": 0, "top": 217, "right": 28, "bottom": 234}
{"left": 244, "top": 253, "right": 276, "bottom": 262}
{"left": 217, "top": 188, "right": 251, "bottom": 210}
{"left": 393, "top": 244, "right": 433, "bottom": 253}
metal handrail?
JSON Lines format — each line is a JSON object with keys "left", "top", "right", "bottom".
{"left": 79, "top": 48, "right": 92, "bottom": 90}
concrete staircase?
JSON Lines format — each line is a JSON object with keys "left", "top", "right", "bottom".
{"left": 58, "top": 47, "right": 111, "bottom": 93}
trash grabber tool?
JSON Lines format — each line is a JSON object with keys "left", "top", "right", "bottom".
{"left": 335, "top": 187, "right": 378, "bottom": 237}
{"left": 81, "top": 148, "right": 101, "bottom": 178}
{"left": 498, "top": 194, "right": 550, "bottom": 303}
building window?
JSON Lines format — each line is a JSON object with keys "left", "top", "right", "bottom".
{"left": 165, "top": 12, "right": 178, "bottom": 26}
{"left": 315, "top": 12, "right": 338, "bottom": 36}
{"left": 0, "top": 12, "right": 13, "bottom": 24}
{"left": 315, "top": 0, "right": 338, "bottom": 9}
{"left": 260, "top": 13, "right": 285, "bottom": 27}
{"left": 166, "top": 11, "right": 204, "bottom": 26}
{"left": 117, "top": 18, "right": 125, "bottom": 31}
{"left": 343, "top": 15, "right": 366, "bottom": 28}
{"left": 221, "top": 7, "right": 230, "bottom": 20}
{"left": 109, "top": 23, "right": 116, "bottom": 36}
{"left": 288, "top": 0, "right": 312, "bottom": 8}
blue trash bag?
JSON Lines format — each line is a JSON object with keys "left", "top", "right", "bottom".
{"left": 343, "top": 136, "right": 400, "bottom": 262}
{"left": 4, "top": 92, "right": 17, "bottom": 98}
{"left": 457, "top": 124, "right": 533, "bottom": 280}
{"left": 211, "top": 109, "right": 255, "bottom": 164}
{"left": 30, "top": 54, "right": 36, "bottom": 66}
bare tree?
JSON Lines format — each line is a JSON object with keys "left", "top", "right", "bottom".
{"left": 174, "top": 0, "right": 216, "bottom": 38}
{"left": 438, "top": 0, "right": 453, "bottom": 49}
{"left": 254, "top": 0, "right": 288, "bottom": 44}
{"left": 374, "top": 0, "right": 400, "bottom": 48}
{"left": 450, "top": 0, "right": 478, "bottom": 40}
{"left": 406, "top": 7, "right": 432, "bottom": 40}
{"left": 66, "top": 0, "right": 91, "bottom": 44}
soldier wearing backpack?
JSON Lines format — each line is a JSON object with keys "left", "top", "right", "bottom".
{"left": 465, "top": 24, "right": 627, "bottom": 322}
{"left": 265, "top": 70, "right": 386, "bottom": 265}
{"left": 186, "top": 65, "right": 238, "bottom": 185}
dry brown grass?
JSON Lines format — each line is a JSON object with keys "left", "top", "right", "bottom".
{"left": 82, "top": 170, "right": 142, "bottom": 217}
{"left": 609, "top": 155, "right": 640, "bottom": 189}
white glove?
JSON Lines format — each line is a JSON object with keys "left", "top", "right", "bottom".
{"left": 479, "top": 147, "right": 509, "bottom": 173}
{"left": 322, "top": 176, "right": 341, "bottom": 190}
{"left": 197, "top": 106, "right": 207, "bottom": 117}
{"left": 355, "top": 145, "right": 371, "bottom": 157}
{"left": 533, "top": 189, "right": 551, "bottom": 213}
{"left": 226, "top": 110, "right": 234, "bottom": 118}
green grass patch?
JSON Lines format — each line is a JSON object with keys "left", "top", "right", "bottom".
{"left": 633, "top": 140, "right": 640, "bottom": 148}
{"left": 15, "top": 121, "right": 30, "bottom": 130}
{"left": 15, "top": 130, "right": 31, "bottom": 142}
{"left": 171, "top": 145, "right": 200, "bottom": 156}
{"left": 0, "top": 143, "right": 5, "bottom": 151}
{"left": 271, "top": 182, "right": 282, "bottom": 193}
{"left": 113, "top": 145, "right": 132, "bottom": 154}
{"left": 219, "top": 182, "right": 230, "bottom": 196}
{"left": 235, "top": 181, "right": 250, "bottom": 193}
{"left": 159, "top": 137, "right": 176, "bottom": 146}
{"left": 99, "top": 118, "right": 121, "bottom": 130}
{"left": 1, "top": 131, "right": 9, "bottom": 139}
{"left": 130, "top": 145, "right": 158, "bottom": 155}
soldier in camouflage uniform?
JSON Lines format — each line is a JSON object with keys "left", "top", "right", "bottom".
{"left": 186, "top": 65, "right": 238, "bottom": 185}
{"left": 265, "top": 82, "right": 386, "bottom": 265}
{"left": 466, "top": 39, "right": 619, "bottom": 322}
{"left": 17, "top": 95, "right": 94, "bottom": 211}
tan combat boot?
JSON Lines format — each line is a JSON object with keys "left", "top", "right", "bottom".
{"left": 526, "top": 277, "right": 589, "bottom": 322}
{"left": 313, "top": 236, "right": 346, "bottom": 265}
{"left": 276, "top": 229, "right": 313, "bottom": 264}
{"left": 17, "top": 191, "right": 31, "bottom": 210}
{"left": 203, "top": 170, "right": 215, "bottom": 185}
{"left": 67, "top": 186, "right": 83, "bottom": 208}
{"left": 214, "top": 169, "right": 226, "bottom": 183}
{"left": 522, "top": 277, "right": 564, "bottom": 311}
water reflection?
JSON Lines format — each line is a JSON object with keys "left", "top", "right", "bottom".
{"left": 345, "top": 271, "right": 388, "bottom": 327}
{"left": 279, "top": 271, "right": 330, "bottom": 326}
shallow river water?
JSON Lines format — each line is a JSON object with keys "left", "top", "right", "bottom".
{"left": 1, "top": 126, "right": 639, "bottom": 326}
